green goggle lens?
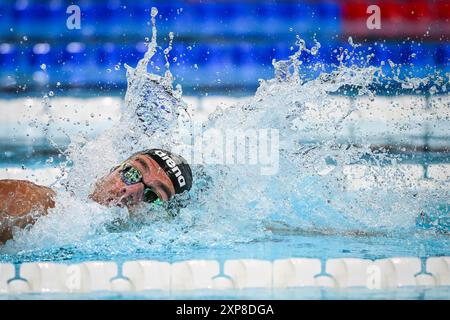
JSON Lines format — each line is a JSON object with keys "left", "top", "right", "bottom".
{"left": 117, "top": 163, "right": 163, "bottom": 205}
{"left": 143, "top": 187, "right": 158, "bottom": 202}
{"left": 121, "top": 165, "right": 143, "bottom": 185}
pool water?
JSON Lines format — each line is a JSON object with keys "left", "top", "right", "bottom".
{"left": 0, "top": 151, "right": 449, "bottom": 265}
{"left": 1, "top": 227, "right": 449, "bottom": 264}
{"left": 2, "top": 287, "right": 450, "bottom": 300}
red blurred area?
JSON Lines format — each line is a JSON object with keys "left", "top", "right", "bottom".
{"left": 342, "top": 0, "right": 449, "bottom": 39}
{"left": 435, "top": 0, "right": 450, "bottom": 20}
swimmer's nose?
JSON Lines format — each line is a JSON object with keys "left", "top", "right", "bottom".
{"left": 90, "top": 181, "right": 125, "bottom": 205}
{"left": 116, "top": 183, "right": 144, "bottom": 206}
{"left": 91, "top": 172, "right": 145, "bottom": 207}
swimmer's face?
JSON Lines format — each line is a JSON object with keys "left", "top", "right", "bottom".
{"left": 90, "top": 154, "right": 176, "bottom": 208}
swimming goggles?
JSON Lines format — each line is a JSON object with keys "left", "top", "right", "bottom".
{"left": 113, "top": 163, "right": 163, "bottom": 205}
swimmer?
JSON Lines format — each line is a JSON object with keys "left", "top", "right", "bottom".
{"left": 0, "top": 149, "right": 192, "bottom": 244}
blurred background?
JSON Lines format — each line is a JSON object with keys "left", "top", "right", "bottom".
{"left": 0, "top": 0, "right": 449, "bottom": 182}
{"left": 0, "top": 0, "right": 448, "bottom": 94}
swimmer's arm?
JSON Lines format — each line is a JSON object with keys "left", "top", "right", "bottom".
{"left": 0, "top": 180, "right": 56, "bottom": 244}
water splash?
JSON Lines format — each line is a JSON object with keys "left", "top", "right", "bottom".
{"left": 2, "top": 10, "right": 449, "bottom": 260}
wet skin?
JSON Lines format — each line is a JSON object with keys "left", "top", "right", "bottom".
{"left": 0, "top": 180, "right": 56, "bottom": 244}
{"left": 0, "top": 154, "right": 176, "bottom": 244}
{"left": 90, "top": 154, "right": 176, "bottom": 206}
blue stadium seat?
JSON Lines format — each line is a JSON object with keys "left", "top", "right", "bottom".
{"left": 10, "top": 2, "right": 63, "bottom": 38}
{"left": 201, "top": 43, "right": 234, "bottom": 85}
{"left": 407, "top": 43, "right": 438, "bottom": 77}
{"left": 0, "top": 43, "right": 19, "bottom": 74}
{"left": 373, "top": 42, "right": 438, "bottom": 78}
{"left": 344, "top": 43, "right": 378, "bottom": 68}
{"left": 96, "top": 43, "right": 149, "bottom": 84}
{"left": 259, "top": 2, "right": 294, "bottom": 35}
{"left": 0, "top": 4, "right": 12, "bottom": 38}
{"left": 169, "top": 42, "right": 189, "bottom": 80}
{"left": 229, "top": 2, "right": 263, "bottom": 36}
{"left": 179, "top": 43, "right": 209, "bottom": 85}
{"left": 232, "top": 42, "right": 261, "bottom": 85}
{"left": 199, "top": 3, "right": 237, "bottom": 37}
{"left": 153, "top": 2, "right": 179, "bottom": 34}
{"left": 436, "top": 44, "right": 450, "bottom": 72}
{"left": 272, "top": 42, "right": 291, "bottom": 61}
{"left": 172, "top": 3, "right": 199, "bottom": 37}
{"left": 291, "top": 2, "right": 319, "bottom": 34}
{"left": 317, "top": 41, "right": 342, "bottom": 66}
{"left": 97, "top": 43, "right": 118, "bottom": 67}
{"left": 118, "top": 45, "right": 140, "bottom": 67}
{"left": 374, "top": 43, "right": 403, "bottom": 74}
{"left": 170, "top": 42, "right": 195, "bottom": 81}
{"left": 60, "top": 42, "right": 90, "bottom": 85}
{"left": 317, "top": 2, "right": 341, "bottom": 34}
{"left": 188, "top": 43, "right": 210, "bottom": 67}
{"left": 253, "top": 45, "right": 276, "bottom": 67}
{"left": 80, "top": 2, "right": 126, "bottom": 38}
{"left": 253, "top": 44, "right": 276, "bottom": 79}
{"left": 407, "top": 43, "right": 437, "bottom": 66}
{"left": 27, "top": 43, "right": 54, "bottom": 78}
{"left": 124, "top": 4, "right": 152, "bottom": 36}
{"left": 13, "top": 2, "right": 32, "bottom": 36}
{"left": 0, "top": 1, "right": 445, "bottom": 90}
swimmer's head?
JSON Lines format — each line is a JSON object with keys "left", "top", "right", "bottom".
{"left": 90, "top": 149, "right": 192, "bottom": 208}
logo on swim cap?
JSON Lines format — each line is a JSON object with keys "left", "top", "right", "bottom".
{"left": 154, "top": 150, "right": 186, "bottom": 188}
{"left": 139, "top": 149, "right": 193, "bottom": 195}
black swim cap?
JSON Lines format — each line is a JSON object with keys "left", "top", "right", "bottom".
{"left": 140, "top": 149, "right": 192, "bottom": 195}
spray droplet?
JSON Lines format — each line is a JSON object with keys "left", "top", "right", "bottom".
{"left": 151, "top": 7, "right": 158, "bottom": 18}
{"left": 348, "top": 36, "right": 354, "bottom": 46}
{"left": 114, "top": 64, "right": 121, "bottom": 71}
{"left": 48, "top": 91, "right": 54, "bottom": 97}
{"left": 388, "top": 59, "right": 396, "bottom": 68}
{"left": 56, "top": 81, "right": 61, "bottom": 87}
{"left": 23, "top": 36, "right": 28, "bottom": 41}
{"left": 40, "top": 64, "right": 46, "bottom": 70}
{"left": 194, "top": 64, "right": 198, "bottom": 70}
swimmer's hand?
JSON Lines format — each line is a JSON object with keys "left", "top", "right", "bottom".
{"left": 0, "top": 179, "right": 56, "bottom": 243}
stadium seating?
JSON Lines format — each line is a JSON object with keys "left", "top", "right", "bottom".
{"left": 0, "top": 1, "right": 447, "bottom": 92}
